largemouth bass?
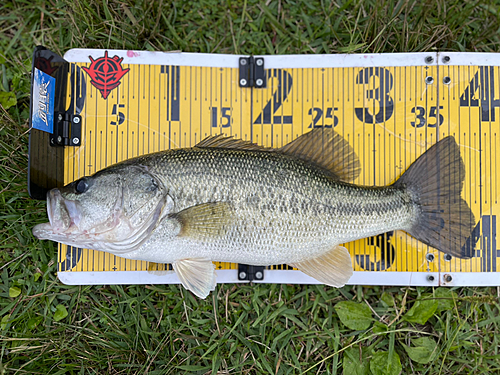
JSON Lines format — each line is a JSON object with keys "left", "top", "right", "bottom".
{"left": 33, "top": 129, "right": 475, "bottom": 298}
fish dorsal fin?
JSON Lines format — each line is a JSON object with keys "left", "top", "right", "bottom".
{"left": 290, "top": 245, "right": 353, "bottom": 287}
{"left": 280, "top": 129, "right": 361, "bottom": 182}
{"left": 196, "top": 130, "right": 360, "bottom": 182}
{"left": 171, "top": 202, "right": 233, "bottom": 240}
{"left": 195, "top": 134, "right": 270, "bottom": 151}
{"left": 173, "top": 258, "right": 217, "bottom": 298}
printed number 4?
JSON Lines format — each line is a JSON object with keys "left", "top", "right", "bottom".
{"left": 410, "top": 106, "right": 444, "bottom": 128}
{"left": 459, "top": 66, "right": 500, "bottom": 122}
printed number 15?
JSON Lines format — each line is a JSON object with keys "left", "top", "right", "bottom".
{"left": 211, "top": 107, "right": 231, "bottom": 128}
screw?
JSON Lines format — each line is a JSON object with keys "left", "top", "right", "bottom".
{"left": 256, "top": 58, "right": 263, "bottom": 66}
{"left": 425, "top": 76, "right": 434, "bottom": 85}
{"left": 57, "top": 136, "right": 62, "bottom": 143}
{"left": 239, "top": 271, "right": 247, "bottom": 280}
{"left": 427, "top": 275, "right": 435, "bottom": 282}
{"left": 73, "top": 117, "right": 80, "bottom": 124}
{"left": 442, "top": 55, "right": 451, "bottom": 63}
{"left": 444, "top": 254, "right": 452, "bottom": 261}
{"left": 72, "top": 137, "right": 80, "bottom": 145}
{"left": 444, "top": 274, "right": 452, "bottom": 283}
{"left": 426, "top": 253, "right": 435, "bottom": 262}
{"left": 255, "top": 271, "right": 263, "bottom": 280}
{"left": 240, "top": 78, "right": 247, "bottom": 86}
{"left": 58, "top": 114, "right": 63, "bottom": 121}
{"left": 240, "top": 59, "right": 247, "bottom": 66}
{"left": 425, "top": 56, "right": 434, "bottom": 64}
{"left": 256, "top": 78, "right": 263, "bottom": 86}
{"left": 443, "top": 76, "right": 451, "bottom": 85}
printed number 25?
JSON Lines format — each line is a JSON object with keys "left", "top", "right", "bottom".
{"left": 308, "top": 107, "right": 338, "bottom": 128}
{"left": 411, "top": 106, "right": 444, "bottom": 128}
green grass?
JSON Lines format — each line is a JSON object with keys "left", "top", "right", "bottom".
{"left": 1, "top": 0, "right": 500, "bottom": 373}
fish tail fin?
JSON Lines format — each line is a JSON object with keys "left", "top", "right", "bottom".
{"left": 394, "top": 137, "right": 476, "bottom": 258}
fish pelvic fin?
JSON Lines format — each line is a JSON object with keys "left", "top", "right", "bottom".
{"left": 290, "top": 245, "right": 353, "bottom": 287}
{"left": 173, "top": 258, "right": 217, "bottom": 299}
{"left": 170, "top": 202, "right": 233, "bottom": 241}
{"left": 279, "top": 128, "right": 361, "bottom": 182}
{"left": 394, "top": 136, "right": 476, "bottom": 258}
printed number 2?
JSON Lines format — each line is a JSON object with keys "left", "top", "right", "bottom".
{"left": 410, "top": 106, "right": 444, "bottom": 128}
{"left": 211, "top": 107, "right": 231, "bottom": 128}
{"left": 308, "top": 107, "right": 338, "bottom": 128}
{"left": 254, "top": 69, "right": 293, "bottom": 125}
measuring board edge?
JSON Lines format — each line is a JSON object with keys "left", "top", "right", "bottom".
{"left": 64, "top": 49, "right": 442, "bottom": 67}
{"left": 58, "top": 270, "right": 500, "bottom": 287}
{"left": 64, "top": 49, "right": 500, "bottom": 68}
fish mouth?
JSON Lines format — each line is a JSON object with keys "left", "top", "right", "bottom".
{"left": 48, "top": 190, "right": 82, "bottom": 232}
{"left": 33, "top": 186, "right": 169, "bottom": 254}
{"left": 33, "top": 189, "right": 83, "bottom": 240}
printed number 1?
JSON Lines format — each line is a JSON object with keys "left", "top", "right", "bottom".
{"left": 211, "top": 107, "right": 231, "bottom": 128}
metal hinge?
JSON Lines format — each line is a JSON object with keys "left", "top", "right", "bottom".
{"left": 238, "top": 264, "right": 265, "bottom": 281}
{"left": 50, "top": 112, "right": 81, "bottom": 147}
{"left": 239, "top": 56, "right": 266, "bottom": 88}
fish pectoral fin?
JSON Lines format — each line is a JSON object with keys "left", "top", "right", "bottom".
{"left": 170, "top": 202, "right": 232, "bottom": 240}
{"left": 279, "top": 128, "right": 361, "bottom": 183}
{"left": 173, "top": 258, "right": 217, "bottom": 299}
{"left": 290, "top": 245, "right": 353, "bottom": 287}
{"left": 147, "top": 262, "right": 173, "bottom": 276}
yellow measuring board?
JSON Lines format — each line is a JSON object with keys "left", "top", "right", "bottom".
{"left": 55, "top": 50, "right": 499, "bottom": 287}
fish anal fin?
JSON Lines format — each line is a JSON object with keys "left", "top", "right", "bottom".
{"left": 290, "top": 245, "right": 353, "bottom": 287}
{"left": 195, "top": 134, "right": 270, "bottom": 151}
{"left": 280, "top": 129, "right": 361, "bottom": 182}
{"left": 171, "top": 202, "right": 233, "bottom": 240}
{"left": 173, "top": 258, "right": 217, "bottom": 298}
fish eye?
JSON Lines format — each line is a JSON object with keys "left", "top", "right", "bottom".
{"left": 75, "top": 179, "right": 89, "bottom": 194}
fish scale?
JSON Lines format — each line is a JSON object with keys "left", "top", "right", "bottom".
{"left": 119, "top": 146, "right": 415, "bottom": 265}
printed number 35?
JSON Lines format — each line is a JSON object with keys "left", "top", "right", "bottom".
{"left": 411, "top": 106, "right": 444, "bottom": 128}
